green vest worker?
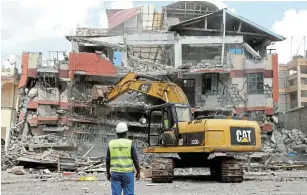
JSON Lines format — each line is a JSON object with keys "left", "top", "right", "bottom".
{"left": 106, "top": 122, "right": 140, "bottom": 195}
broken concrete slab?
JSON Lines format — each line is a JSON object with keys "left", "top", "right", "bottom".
{"left": 11, "top": 166, "right": 25, "bottom": 175}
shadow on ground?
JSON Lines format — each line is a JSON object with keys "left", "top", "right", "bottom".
{"left": 174, "top": 175, "right": 216, "bottom": 182}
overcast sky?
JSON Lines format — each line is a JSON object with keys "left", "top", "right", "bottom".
{"left": 1, "top": 0, "right": 307, "bottom": 70}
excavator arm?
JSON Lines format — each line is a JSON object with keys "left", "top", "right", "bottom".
{"left": 91, "top": 72, "right": 189, "bottom": 104}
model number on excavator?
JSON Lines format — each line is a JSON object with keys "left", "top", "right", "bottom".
{"left": 191, "top": 139, "right": 200, "bottom": 145}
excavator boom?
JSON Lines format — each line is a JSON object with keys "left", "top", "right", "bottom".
{"left": 91, "top": 72, "right": 189, "bottom": 104}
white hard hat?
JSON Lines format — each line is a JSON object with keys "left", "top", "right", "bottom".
{"left": 116, "top": 122, "right": 128, "bottom": 133}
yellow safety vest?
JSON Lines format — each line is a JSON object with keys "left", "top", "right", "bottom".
{"left": 109, "top": 138, "right": 134, "bottom": 173}
{"left": 164, "top": 119, "right": 169, "bottom": 128}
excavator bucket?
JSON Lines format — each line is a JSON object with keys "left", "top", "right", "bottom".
{"left": 91, "top": 85, "right": 110, "bottom": 103}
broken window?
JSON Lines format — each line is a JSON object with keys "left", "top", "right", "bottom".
{"left": 302, "top": 102, "right": 307, "bottom": 107}
{"left": 247, "top": 73, "right": 264, "bottom": 94}
{"left": 202, "top": 73, "right": 218, "bottom": 95}
{"left": 289, "top": 79, "right": 297, "bottom": 86}
{"left": 301, "top": 90, "right": 307, "bottom": 97}
{"left": 289, "top": 92, "right": 298, "bottom": 109}
{"left": 300, "top": 66, "right": 307, "bottom": 74}
{"left": 301, "top": 78, "right": 307, "bottom": 85}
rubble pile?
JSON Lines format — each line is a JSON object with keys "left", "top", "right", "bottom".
{"left": 262, "top": 129, "right": 307, "bottom": 155}
{"left": 179, "top": 57, "right": 231, "bottom": 72}
{"left": 4, "top": 131, "right": 76, "bottom": 169}
{"left": 118, "top": 54, "right": 178, "bottom": 75}
{"left": 134, "top": 139, "right": 157, "bottom": 168}
{"left": 283, "top": 129, "right": 307, "bottom": 154}
{"left": 26, "top": 134, "right": 73, "bottom": 146}
{"left": 76, "top": 157, "right": 105, "bottom": 172}
{"left": 109, "top": 101, "right": 152, "bottom": 109}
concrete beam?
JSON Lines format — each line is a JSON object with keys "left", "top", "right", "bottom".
{"left": 75, "top": 33, "right": 177, "bottom": 46}
{"left": 125, "top": 33, "right": 176, "bottom": 45}
{"left": 90, "top": 36, "right": 124, "bottom": 45}
{"left": 174, "top": 43, "right": 182, "bottom": 68}
{"left": 177, "top": 35, "right": 243, "bottom": 45}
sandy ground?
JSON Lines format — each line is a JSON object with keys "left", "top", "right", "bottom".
{"left": 2, "top": 170, "right": 307, "bottom": 195}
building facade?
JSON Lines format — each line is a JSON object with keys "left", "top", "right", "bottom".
{"left": 1, "top": 66, "right": 19, "bottom": 151}
{"left": 278, "top": 58, "right": 307, "bottom": 112}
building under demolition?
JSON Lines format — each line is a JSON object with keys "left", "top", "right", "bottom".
{"left": 10, "top": 1, "right": 285, "bottom": 163}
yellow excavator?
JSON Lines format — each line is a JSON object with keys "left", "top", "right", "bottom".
{"left": 91, "top": 72, "right": 262, "bottom": 183}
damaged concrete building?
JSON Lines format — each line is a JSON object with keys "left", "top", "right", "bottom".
{"left": 8, "top": 1, "right": 287, "bottom": 168}
{"left": 66, "top": 1, "right": 285, "bottom": 133}
{"left": 15, "top": 51, "right": 150, "bottom": 161}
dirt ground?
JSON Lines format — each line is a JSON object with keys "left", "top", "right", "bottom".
{"left": 2, "top": 170, "right": 307, "bottom": 195}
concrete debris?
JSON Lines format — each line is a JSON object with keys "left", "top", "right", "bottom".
{"left": 108, "top": 101, "right": 152, "bottom": 109}
{"left": 117, "top": 53, "right": 178, "bottom": 75}
{"left": 76, "top": 28, "right": 108, "bottom": 37}
{"left": 4, "top": 130, "right": 76, "bottom": 169}
{"left": 28, "top": 88, "right": 38, "bottom": 99}
{"left": 283, "top": 129, "right": 307, "bottom": 154}
{"left": 10, "top": 166, "right": 26, "bottom": 175}
{"left": 43, "top": 169, "right": 51, "bottom": 174}
{"left": 134, "top": 139, "right": 157, "bottom": 168}
{"left": 262, "top": 128, "right": 307, "bottom": 155}
{"left": 76, "top": 157, "right": 105, "bottom": 172}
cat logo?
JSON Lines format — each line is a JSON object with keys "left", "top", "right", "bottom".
{"left": 236, "top": 130, "right": 252, "bottom": 143}
{"left": 138, "top": 84, "right": 151, "bottom": 93}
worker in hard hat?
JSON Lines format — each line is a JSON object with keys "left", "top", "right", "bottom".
{"left": 106, "top": 122, "right": 140, "bottom": 195}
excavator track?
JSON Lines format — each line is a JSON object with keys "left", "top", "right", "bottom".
{"left": 210, "top": 158, "right": 243, "bottom": 183}
{"left": 151, "top": 158, "right": 174, "bottom": 183}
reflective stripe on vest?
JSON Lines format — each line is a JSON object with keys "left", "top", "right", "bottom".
{"left": 109, "top": 138, "right": 133, "bottom": 173}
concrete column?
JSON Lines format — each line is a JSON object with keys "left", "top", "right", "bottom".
{"left": 121, "top": 51, "right": 128, "bottom": 67}
{"left": 297, "top": 65, "right": 301, "bottom": 107}
{"left": 5, "top": 126, "right": 10, "bottom": 153}
{"left": 174, "top": 43, "right": 182, "bottom": 68}
{"left": 71, "top": 40, "right": 79, "bottom": 52}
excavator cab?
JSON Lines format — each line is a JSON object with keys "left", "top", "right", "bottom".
{"left": 146, "top": 103, "right": 192, "bottom": 147}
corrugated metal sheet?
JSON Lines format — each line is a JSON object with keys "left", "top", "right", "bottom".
{"left": 170, "top": 9, "right": 285, "bottom": 41}
{"left": 108, "top": 7, "right": 140, "bottom": 30}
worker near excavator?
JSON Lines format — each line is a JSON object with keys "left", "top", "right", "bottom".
{"left": 164, "top": 114, "right": 169, "bottom": 129}
{"left": 106, "top": 122, "right": 141, "bottom": 195}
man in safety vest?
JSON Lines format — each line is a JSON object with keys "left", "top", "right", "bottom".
{"left": 106, "top": 122, "right": 140, "bottom": 195}
{"left": 164, "top": 113, "right": 169, "bottom": 129}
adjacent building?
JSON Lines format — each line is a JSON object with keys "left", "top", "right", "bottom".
{"left": 1, "top": 66, "right": 19, "bottom": 151}
{"left": 278, "top": 58, "right": 307, "bottom": 112}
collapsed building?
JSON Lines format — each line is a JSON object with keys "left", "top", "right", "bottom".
{"left": 66, "top": 2, "right": 285, "bottom": 132}
{"left": 5, "top": 1, "right": 289, "bottom": 169}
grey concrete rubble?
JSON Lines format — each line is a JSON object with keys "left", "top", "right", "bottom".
{"left": 108, "top": 101, "right": 152, "bottom": 109}
{"left": 262, "top": 128, "right": 307, "bottom": 155}
{"left": 116, "top": 54, "right": 178, "bottom": 75}
{"left": 282, "top": 129, "right": 307, "bottom": 154}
